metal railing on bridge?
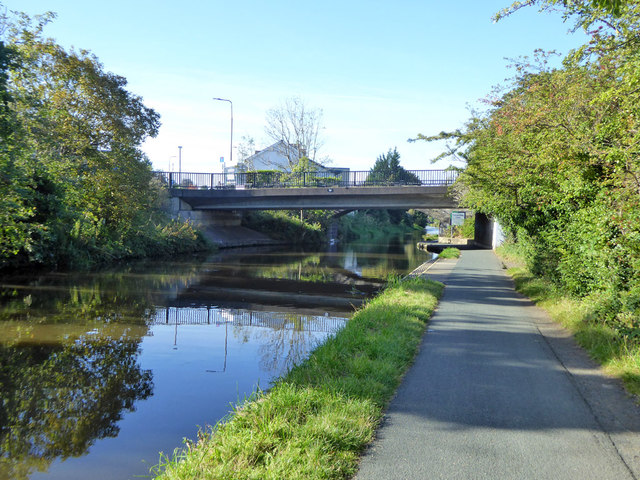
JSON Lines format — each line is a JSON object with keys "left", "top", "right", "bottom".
{"left": 155, "top": 169, "right": 459, "bottom": 190}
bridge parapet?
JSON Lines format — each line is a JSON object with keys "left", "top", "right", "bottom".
{"left": 155, "top": 169, "right": 459, "bottom": 190}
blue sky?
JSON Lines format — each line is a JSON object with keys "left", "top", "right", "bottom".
{"left": 15, "top": 1, "right": 588, "bottom": 172}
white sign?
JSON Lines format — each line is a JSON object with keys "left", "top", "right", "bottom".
{"left": 451, "top": 211, "right": 466, "bottom": 226}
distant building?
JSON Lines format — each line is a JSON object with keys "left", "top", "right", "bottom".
{"left": 237, "top": 141, "right": 349, "bottom": 177}
{"left": 238, "top": 141, "right": 301, "bottom": 172}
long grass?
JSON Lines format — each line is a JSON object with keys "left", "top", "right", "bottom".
{"left": 496, "top": 244, "right": 640, "bottom": 399}
{"left": 152, "top": 277, "right": 443, "bottom": 480}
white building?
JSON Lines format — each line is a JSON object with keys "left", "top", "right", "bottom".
{"left": 238, "top": 140, "right": 302, "bottom": 171}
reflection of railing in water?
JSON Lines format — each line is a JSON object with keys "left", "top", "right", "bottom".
{"left": 150, "top": 306, "right": 347, "bottom": 333}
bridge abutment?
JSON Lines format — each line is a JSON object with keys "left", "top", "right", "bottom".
{"left": 170, "top": 197, "right": 242, "bottom": 226}
{"left": 168, "top": 198, "right": 279, "bottom": 248}
{"left": 473, "top": 213, "right": 493, "bottom": 248}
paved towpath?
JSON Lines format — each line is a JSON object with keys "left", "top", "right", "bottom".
{"left": 355, "top": 249, "right": 640, "bottom": 480}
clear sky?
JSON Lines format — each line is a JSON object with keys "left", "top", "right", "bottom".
{"left": 14, "top": 1, "right": 587, "bottom": 173}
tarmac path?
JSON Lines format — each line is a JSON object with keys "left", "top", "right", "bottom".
{"left": 354, "top": 250, "right": 640, "bottom": 480}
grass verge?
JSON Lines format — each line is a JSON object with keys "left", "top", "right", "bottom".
{"left": 152, "top": 277, "right": 443, "bottom": 480}
{"left": 496, "top": 243, "right": 640, "bottom": 399}
{"left": 438, "top": 247, "right": 461, "bottom": 259}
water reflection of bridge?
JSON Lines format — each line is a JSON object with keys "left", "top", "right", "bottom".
{"left": 165, "top": 268, "right": 377, "bottom": 315}
{"left": 150, "top": 306, "right": 347, "bottom": 334}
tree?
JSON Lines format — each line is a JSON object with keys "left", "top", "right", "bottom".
{"left": 264, "top": 96, "right": 325, "bottom": 170}
{"left": 363, "top": 149, "right": 420, "bottom": 225}
{"left": 7, "top": 12, "right": 160, "bottom": 236}
{"left": 0, "top": 37, "right": 36, "bottom": 262}
{"left": 367, "top": 148, "right": 419, "bottom": 185}
{"left": 0, "top": 8, "right": 200, "bottom": 268}
{"left": 415, "top": 0, "right": 640, "bottom": 329}
{"left": 494, "top": 0, "right": 629, "bottom": 23}
{"left": 236, "top": 135, "right": 256, "bottom": 170}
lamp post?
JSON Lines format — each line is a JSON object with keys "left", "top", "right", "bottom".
{"left": 213, "top": 97, "right": 233, "bottom": 171}
{"left": 168, "top": 155, "right": 177, "bottom": 187}
{"left": 178, "top": 146, "right": 182, "bottom": 173}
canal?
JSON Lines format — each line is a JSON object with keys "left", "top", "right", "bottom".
{"left": 0, "top": 234, "right": 433, "bottom": 479}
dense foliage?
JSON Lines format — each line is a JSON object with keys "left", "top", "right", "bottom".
{"left": 0, "top": 9, "right": 206, "bottom": 270}
{"left": 418, "top": 1, "right": 640, "bottom": 337}
{"left": 338, "top": 209, "right": 428, "bottom": 242}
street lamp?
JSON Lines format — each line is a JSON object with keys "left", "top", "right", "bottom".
{"left": 213, "top": 97, "right": 233, "bottom": 171}
{"left": 178, "top": 145, "right": 182, "bottom": 174}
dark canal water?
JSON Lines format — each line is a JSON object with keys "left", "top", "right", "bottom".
{"left": 0, "top": 234, "right": 433, "bottom": 479}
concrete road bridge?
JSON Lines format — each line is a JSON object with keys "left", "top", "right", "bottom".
{"left": 158, "top": 169, "right": 460, "bottom": 210}
{"left": 156, "top": 169, "right": 495, "bottom": 247}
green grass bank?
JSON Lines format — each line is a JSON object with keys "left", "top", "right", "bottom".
{"left": 152, "top": 277, "right": 443, "bottom": 480}
{"left": 438, "top": 247, "right": 461, "bottom": 259}
{"left": 496, "top": 243, "right": 640, "bottom": 399}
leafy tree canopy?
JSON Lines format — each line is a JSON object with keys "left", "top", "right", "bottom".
{"left": 0, "top": 6, "right": 205, "bottom": 269}
{"left": 414, "top": 0, "right": 640, "bottom": 330}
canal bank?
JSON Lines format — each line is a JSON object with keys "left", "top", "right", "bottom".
{"left": 152, "top": 268, "right": 444, "bottom": 479}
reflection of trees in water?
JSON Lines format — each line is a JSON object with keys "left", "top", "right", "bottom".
{"left": 0, "top": 265, "right": 159, "bottom": 479}
{"left": 198, "top": 237, "right": 429, "bottom": 290}
{"left": 249, "top": 256, "right": 338, "bottom": 284}
{"left": 0, "top": 336, "right": 153, "bottom": 480}
{"left": 0, "top": 260, "right": 206, "bottom": 325}
{"left": 0, "top": 259, "right": 203, "bottom": 480}
{"left": 258, "top": 316, "right": 320, "bottom": 375}
{"left": 339, "top": 233, "right": 428, "bottom": 279}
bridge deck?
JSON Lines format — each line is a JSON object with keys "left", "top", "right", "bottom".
{"left": 172, "top": 185, "right": 457, "bottom": 210}
{"left": 158, "top": 170, "right": 459, "bottom": 210}
{"left": 156, "top": 169, "right": 458, "bottom": 190}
